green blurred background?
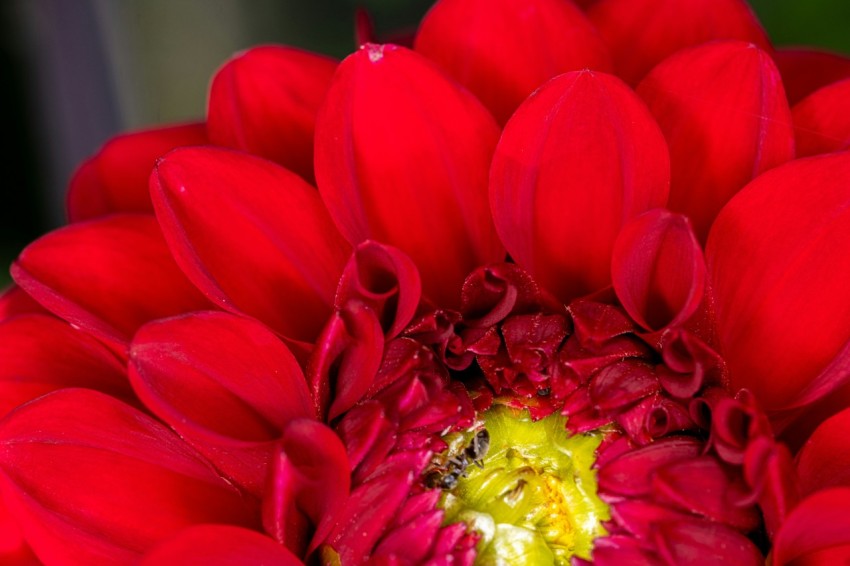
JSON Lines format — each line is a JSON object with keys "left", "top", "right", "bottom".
{"left": 1, "top": 0, "right": 848, "bottom": 287}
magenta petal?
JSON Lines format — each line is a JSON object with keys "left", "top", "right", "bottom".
{"left": 795, "top": 407, "right": 850, "bottom": 496}
{"left": 773, "top": 488, "right": 850, "bottom": 566}
{"left": 151, "top": 146, "right": 351, "bottom": 342}
{"left": 653, "top": 519, "right": 762, "bottom": 566}
{"left": 598, "top": 437, "right": 701, "bottom": 497}
{"left": 793, "top": 78, "right": 850, "bottom": 157}
{"left": 774, "top": 47, "right": 850, "bottom": 105}
{"left": 143, "top": 526, "right": 301, "bottom": 566}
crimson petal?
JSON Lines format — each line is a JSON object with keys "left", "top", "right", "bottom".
{"left": 143, "top": 525, "right": 301, "bottom": 566}
{"left": 653, "top": 519, "right": 762, "bottom": 566}
{"left": 637, "top": 41, "right": 795, "bottom": 242}
{"left": 315, "top": 44, "right": 504, "bottom": 309}
{"left": 490, "top": 70, "right": 669, "bottom": 303}
{"left": 772, "top": 488, "right": 850, "bottom": 566}
{"left": 774, "top": 47, "right": 850, "bottom": 105}
{"left": 795, "top": 407, "right": 850, "bottom": 496}
{"left": 793, "top": 78, "right": 850, "bottom": 157}
{"left": 151, "top": 146, "right": 351, "bottom": 342}
{"left": 414, "top": 0, "right": 611, "bottom": 124}
{"left": 207, "top": 45, "right": 337, "bottom": 183}
{"left": 0, "top": 286, "right": 47, "bottom": 322}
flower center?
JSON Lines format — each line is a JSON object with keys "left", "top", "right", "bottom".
{"left": 435, "top": 406, "right": 609, "bottom": 564}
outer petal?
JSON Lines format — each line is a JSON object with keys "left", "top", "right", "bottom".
{"left": 793, "top": 78, "right": 850, "bottom": 157}
{"left": 67, "top": 123, "right": 207, "bottom": 222}
{"left": 772, "top": 488, "right": 850, "bottom": 566}
{"left": 587, "top": 0, "right": 769, "bottom": 85}
{"left": 706, "top": 153, "right": 850, "bottom": 412}
{"left": 315, "top": 44, "right": 504, "bottom": 309}
{"left": 795, "top": 407, "right": 850, "bottom": 496}
{"left": 0, "top": 286, "right": 47, "bottom": 322}
{"left": 143, "top": 526, "right": 302, "bottom": 566}
{"left": 11, "top": 215, "right": 210, "bottom": 349}
{"left": 151, "top": 146, "right": 351, "bottom": 342}
{"left": 0, "top": 389, "right": 258, "bottom": 566}
{"left": 414, "top": 0, "right": 611, "bottom": 124}
{"left": 207, "top": 45, "right": 337, "bottom": 183}
{"left": 489, "top": 70, "right": 670, "bottom": 303}
{"left": 774, "top": 47, "right": 850, "bottom": 106}
{"left": 637, "top": 41, "right": 795, "bottom": 242}
{"left": 0, "top": 498, "right": 38, "bottom": 566}
{"left": 129, "top": 312, "right": 314, "bottom": 494}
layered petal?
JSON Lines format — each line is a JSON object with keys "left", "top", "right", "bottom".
{"left": 706, "top": 152, "right": 850, "bottom": 412}
{"left": 67, "top": 123, "right": 207, "bottom": 222}
{"left": 774, "top": 47, "right": 850, "bottom": 105}
{"left": 772, "top": 488, "right": 850, "bottom": 566}
{"left": 490, "top": 70, "right": 670, "bottom": 303}
{"left": 588, "top": 0, "right": 770, "bottom": 85}
{"left": 151, "top": 146, "right": 351, "bottom": 342}
{"left": 793, "top": 78, "right": 850, "bottom": 157}
{"left": 11, "top": 215, "right": 210, "bottom": 348}
{"left": 637, "top": 41, "right": 795, "bottom": 241}
{"left": 0, "top": 389, "right": 258, "bottom": 565}
{"left": 414, "top": 0, "right": 610, "bottom": 124}
{"left": 143, "top": 526, "right": 301, "bottom": 566}
{"left": 315, "top": 44, "right": 504, "bottom": 309}
{"left": 207, "top": 45, "right": 337, "bottom": 183}
{"left": 0, "top": 286, "right": 46, "bottom": 322}
{"left": 795, "top": 407, "right": 850, "bottom": 496}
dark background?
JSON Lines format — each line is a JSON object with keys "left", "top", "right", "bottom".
{"left": 1, "top": 0, "right": 848, "bottom": 287}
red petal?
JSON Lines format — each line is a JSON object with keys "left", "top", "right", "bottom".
{"left": 588, "top": 0, "right": 770, "bottom": 85}
{"left": 414, "top": 0, "right": 611, "bottom": 124}
{"left": 598, "top": 437, "right": 701, "bottom": 497}
{"left": 653, "top": 519, "right": 763, "bottom": 566}
{"left": 129, "top": 312, "right": 313, "bottom": 494}
{"left": 612, "top": 210, "right": 705, "bottom": 331}
{"left": 637, "top": 41, "right": 795, "bottom": 242}
{"left": 773, "top": 488, "right": 850, "bottom": 566}
{"left": 490, "top": 70, "right": 670, "bottom": 303}
{"left": 151, "top": 146, "right": 351, "bottom": 342}
{"left": 207, "top": 45, "right": 337, "bottom": 183}
{"left": 706, "top": 153, "right": 850, "bottom": 412}
{"left": 67, "top": 123, "right": 207, "bottom": 222}
{"left": 143, "top": 526, "right": 301, "bottom": 566}
{"left": 315, "top": 44, "right": 504, "bottom": 309}
{"left": 793, "top": 78, "right": 850, "bottom": 157}
{"left": 0, "top": 314, "right": 131, "bottom": 418}
{"left": 0, "top": 389, "right": 258, "bottom": 565}
{"left": 11, "top": 215, "right": 210, "bottom": 348}
{"left": 796, "top": 407, "right": 850, "bottom": 496}
{"left": 0, "top": 499, "right": 37, "bottom": 566}
{"left": 0, "top": 286, "right": 47, "bottom": 322}
{"left": 774, "top": 47, "right": 850, "bottom": 106}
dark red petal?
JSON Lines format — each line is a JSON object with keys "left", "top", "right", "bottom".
{"left": 637, "top": 41, "right": 795, "bottom": 242}
{"left": 143, "top": 526, "right": 301, "bottom": 566}
{"left": 588, "top": 0, "right": 770, "bottom": 85}
{"left": 414, "top": 0, "right": 611, "bottom": 124}
{"left": 0, "top": 286, "right": 47, "bottom": 322}
{"left": 490, "top": 70, "right": 670, "bottom": 303}
{"left": 612, "top": 209, "right": 705, "bottom": 331}
{"left": 0, "top": 314, "right": 131, "bottom": 418}
{"left": 795, "top": 407, "right": 850, "bottom": 496}
{"left": 67, "top": 123, "right": 207, "bottom": 222}
{"left": 0, "top": 389, "right": 258, "bottom": 565}
{"left": 706, "top": 153, "right": 850, "bottom": 412}
{"left": 773, "top": 488, "right": 850, "bottom": 566}
{"left": 793, "top": 78, "right": 850, "bottom": 157}
{"left": 151, "top": 146, "right": 351, "bottom": 342}
{"left": 11, "top": 215, "right": 210, "bottom": 349}
{"left": 653, "top": 519, "right": 763, "bottom": 566}
{"left": 207, "top": 45, "right": 337, "bottom": 183}
{"left": 774, "top": 47, "right": 850, "bottom": 106}
{"left": 315, "top": 44, "right": 504, "bottom": 309}
{"left": 129, "top": 312, "right": 313, "bottom": 494}
{"left": 598, "top": 437, "right": 701, "bottom": 497}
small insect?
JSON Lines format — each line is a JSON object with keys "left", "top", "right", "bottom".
{"left": 424, "top": 428, "right": 490, "bottom": 490}
{"left": 464, "top": 429, "right": 490, "bottom": 469}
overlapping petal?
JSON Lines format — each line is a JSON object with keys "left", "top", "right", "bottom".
{"left": 0, "top": 286, "right": 46, "bottom": 322}
{"left": 774, "top": 47, "right": 850, "bottom": 105}
{"left": 143, "top": 525, "right": 302, "bottom": 566}
{"left": 795, "top": 407, "right": 850, "bottom": 496}
{"left": 772, "top": 488, "right": 850, "bottom": 565}
{"left": 490, "top": 70, "right": 670, "bottom": 304}
{"left": 315, "top": 44, "right": 504, "bottom": 309}
{"left": 792, "top": 78, "right": 850, "bottom": 157}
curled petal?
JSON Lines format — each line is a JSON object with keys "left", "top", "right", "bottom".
{"left": 637, "top": 41, "right": 795, "bottom": 241}
{"left": 414, "top": 0, "right": 611, "bottom": 124}
{"left": 773, "top": 488, "right": 850, "bottom": 566}
{"left": 151, "top": 146, "right": 351, "bottom": 342}
{"left": 657, "top": 329, "right": 722, "bottom": 399}
{"left": 795, "top": 407, "right": 850, "bottom": 496}
{"left": 793, "top": 78, "right": 850, "bottom": 157}
{"left": 588, "top": 0, "right": 769, "bottom": 85}
{"left": 0, "top": 286, "right": 47, "bottom": 322}
{"left": 67, "top": 123, "right": 207, "bottom": 222}
{"left": 207, "top": 45, "right": 337, "bottom": 183}
{"left": 11, "top": 215, "right": 210, "bottom": 349}
{"left": 0, "top": 389, "right": 258, "bottom": 565}
{"left": 774, "top": 47, "right": 850, "bottom": 105}
{"left": 612, "top": 209, "right": 705, "bottom": 331}
{"left": 706, "top": 153, "right": 850, "bottom": 412}
{"left": 490, "top": 70, "right": 670, "bottom": 304}
{"left": 143, "top": 526, "right": 301, "bottom": 566}
{"left": 315, "top": 44, "right": 504, "bottom": 309}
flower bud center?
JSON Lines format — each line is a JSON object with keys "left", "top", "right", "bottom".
{"left": 437, "top": 406, "right": 609, "bottom": 564}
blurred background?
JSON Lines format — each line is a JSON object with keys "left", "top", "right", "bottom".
{"left": 1, "top": 0, "right": 849, "bottom": 287}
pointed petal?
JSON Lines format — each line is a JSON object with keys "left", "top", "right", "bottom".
{"left": 207, "top": 45, "right": 337, "bottom": 183}
{"left": 11, "top": 215, "right": 210, "bottom": 348}
{"left": 490, "top": 70, "right": 670, "bottom": 303}
{"left": 414, "top": 0, "right": 611, "bottom": 124}
{"left": 796, "top": 407, "right": 850, "bottom": 496}
{"left": 143, "top": 526, "right": 301, "bottom": 566}
{"left": 151, "top": 146, "right": 351, "bottom": 342}
{"left": 0, "top": 389, "right": 258, "bottom": 565}
{"left": 706, "top": 153, "right": 850, "bottom": 412}
{"left": 637, "top": 41, "right": 795, "bottom": 242}
{"left": 773, "top": 488, "right": 850, "bottom": 566}
{"left": 774, "top": 47, "right": 850, "bottom": 105}
{"left": 315, "top": 44, "right": 504, "bottom": 309}
{"left": 793, "top": 78, "right": 850, "bottom": 157}
{"left": 67, "top": 123, "right": 207, "bottom": 222}
{"left": 0, "top": 286, "right": 47, "bottom": 322}
{"left": 588, "top": 0, "right": 770, "bottom": 85}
